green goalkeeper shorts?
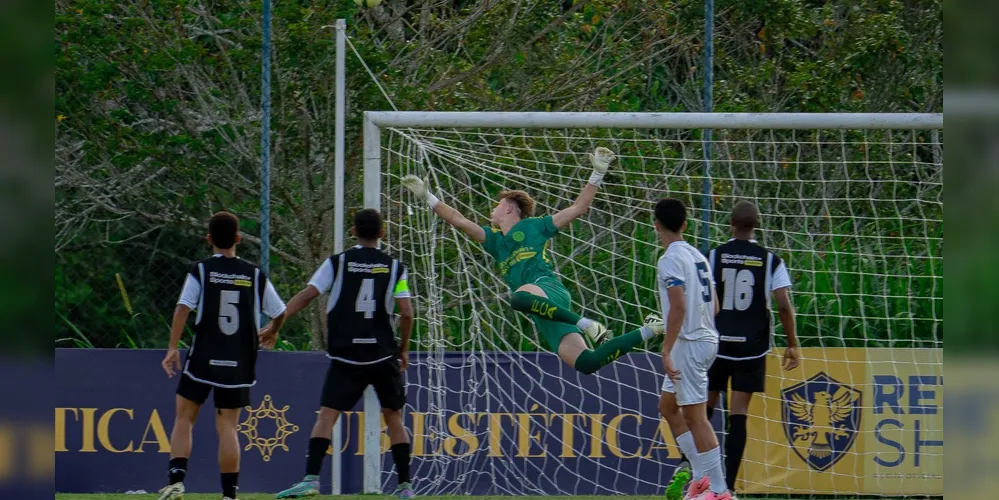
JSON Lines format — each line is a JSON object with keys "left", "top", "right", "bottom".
{"left": 528, "top": 276, "right": 580, "bottom": 352}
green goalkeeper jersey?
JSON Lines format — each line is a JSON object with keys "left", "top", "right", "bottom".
{"left": 480, "top": 215, "right": 560, "bottom": 291}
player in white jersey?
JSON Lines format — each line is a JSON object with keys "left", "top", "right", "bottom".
{"left": 653, "top": 198, "right": 731, "bottom": 500}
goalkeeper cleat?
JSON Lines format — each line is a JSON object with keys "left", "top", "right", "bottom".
{"left": 393, "top": 481, "right": 416, "bottom": 499}
{"left": 682, "top": 477, "right": 710, "bottom": 500}
{"left": 157, "top": 482, "right": 184, "bottom": 500}
{"left": 644, "top": 313, "right": 666, "bottom": 336}
{"left": 581, "top": 320, "right": 610, "bottom": 345}
{"left": 276, "top": 476, "right": 320, "bottom": 498}
{"left": 665, "top": 462, "right": 691, "bottom": 500}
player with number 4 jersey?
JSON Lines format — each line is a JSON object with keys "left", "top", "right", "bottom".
{"left": 273, "top": 209, "right": 416, "bottom": 499}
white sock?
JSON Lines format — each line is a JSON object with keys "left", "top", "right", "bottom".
{"left": 576, "top": 318, "right": 594, "bottom": 331}
{"left": 699, "top": 446, "right": 727, "bottom": 494}
{"left": 676, "top": 431, "right": 700, "bottom": 478}
{"left": 640, "top": 325, "right": 656, "bottom": 340}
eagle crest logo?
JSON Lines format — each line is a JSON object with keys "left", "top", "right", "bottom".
{"left": 782, "top": 372, "right": 862, "bottom": 472}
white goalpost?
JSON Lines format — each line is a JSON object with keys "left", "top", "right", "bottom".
{"left": 350, "top": 112, "right": 943, "bottom": 496}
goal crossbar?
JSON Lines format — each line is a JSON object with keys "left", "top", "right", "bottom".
{"left": 365, "top": 111, "right": 942, "bottom": 130}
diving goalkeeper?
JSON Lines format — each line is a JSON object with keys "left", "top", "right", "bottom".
{"left": 401, "top": 147, "right": 663, "bottom": 375}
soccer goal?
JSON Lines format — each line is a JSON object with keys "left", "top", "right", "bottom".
{"left": 358, "top": 112, "right": 943, "bottom": 496}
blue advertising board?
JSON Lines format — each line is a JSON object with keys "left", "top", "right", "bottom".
{"left": 57, "top": 349, "right": 707, "bottom": 495}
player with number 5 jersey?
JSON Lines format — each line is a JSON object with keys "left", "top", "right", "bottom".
{"left": 652, "top": 199, "right": 731, "bottom": 500}
{"left": 158, "top": 211, "right": 288, "bottom": 500}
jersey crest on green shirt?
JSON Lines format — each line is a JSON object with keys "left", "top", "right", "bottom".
{"left": 480, "top": 216, "right": 560, "bottom": 290}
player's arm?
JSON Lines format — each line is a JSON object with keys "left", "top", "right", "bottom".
{"left": 401, "top": 175, "right": 486, "bottom": 243}
{"left": 770, "top": 259, "right": 799, "bottom": 370}
{"left": 552, "top": 147, "right": 616, "bottom": 229}
{"left": 163, "top": 271, "right": 199, "bottom": 377}
{"left": 278, "top": 258, "right": 335, "bottom": 320}
{"left": 258, "top": 278, "right": 288, "bottom": 349}
{"left": 393, "top": 269, "right": 414, "bottom": 370}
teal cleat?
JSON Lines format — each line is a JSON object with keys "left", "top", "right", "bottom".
{"left": 393, "top": 481, "right": 416, "bottom": 499}
{"left": 275, "top": 476, "right": 320, "bottom": 499}
{"left": 666, "top": 461, "right": 692, "bottom": 500}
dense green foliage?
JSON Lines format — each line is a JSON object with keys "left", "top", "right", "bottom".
{"left": 55, "top": 0, "right": 942, "bottom": 350}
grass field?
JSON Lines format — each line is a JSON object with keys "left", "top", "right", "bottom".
{"left": 55, "top": 496, "right": 670, "bottom": 500}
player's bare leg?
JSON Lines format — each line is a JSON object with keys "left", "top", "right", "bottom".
{"left": 216, "top": 408, "right": 242, "bottom": 499}
{"left": 723, "top": 390, "right": 753, "bottom": 495}
{"left": 512, "top": 283, "right": 609, "bottom": 344}
{"left": 384, "top": 408, "right": 415, "bottom": 499}
{"left": 683, "top": 402, "right": 729, "bottom": 499}
{"left": 277, "top": 407, "right": 340, "bottom": 498}
{"left": 160, "top": 395, "right": 201, "bottom": 500}
{"left": 660, "top": 392, "right": 697, "bottom": 500}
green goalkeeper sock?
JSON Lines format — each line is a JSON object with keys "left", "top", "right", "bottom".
{"left": 510, "top": 291, "right": 583, "bottom": 326}
{"left": 573, "top": 327, "right": 646, "bottom": 375}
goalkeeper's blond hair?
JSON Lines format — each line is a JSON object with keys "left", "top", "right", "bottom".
{"left": 498, "top": 190, "right": 535, "bottom": 218}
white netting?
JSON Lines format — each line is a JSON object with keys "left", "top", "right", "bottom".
{"left": 376, "top": 122, "right": 943, "bottom": 496}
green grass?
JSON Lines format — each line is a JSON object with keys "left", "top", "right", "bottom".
{"left": 55, "top": 496, "right": 671, "bottom": 500}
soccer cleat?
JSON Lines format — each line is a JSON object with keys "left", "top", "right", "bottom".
{"left": 275, "top": 476, "right": 320, "bottom": 498}
{"left": 690, "top": 490, "right": 732, "bottom": 500}
{"left": 581, "top": 320, "right": 610, "bottom": 345}
{"left": 157, "top": 482, "right": 184, "bottom": 500}
{"left": 644, "top": 313, "right": 666, "bottom": 336}
{"left": 393, "top": 481, "right": 416, "bottom": 499}
{"left": 682, "top": 477, "right": 710, "bottom": 500}
{"left": 665, "top": 461, "right": 691, "bottom": 500}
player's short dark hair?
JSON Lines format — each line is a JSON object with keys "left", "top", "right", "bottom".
{"left": 209, "top": 211, "right": 239, "bottom": 249}
{"left": 654, "top": 198, "right": 686, "bottom": 233}
{"left": 731, "top": 200, "right": 759, "bottom": 231}
{"left": 354, "top": 208, "right": 383, "bottom": 240}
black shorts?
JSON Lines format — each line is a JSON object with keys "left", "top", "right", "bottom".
{"left": 708, "top": 355, "right": 767, "bottom": 394}
{"left": 176, "top": 374, "right": 250, "bottom": 409}
{"left": 321, "top": 358, "right": 406, "bottom": 411}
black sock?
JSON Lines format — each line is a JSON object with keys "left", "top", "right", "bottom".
{"left": 725, "top": 414, "right": 748, "bottom": 492}
{"left": 706, "top": 405, "right": 715, "bottom": 422}
{"left": 391, "top": 442, "right": 411, "bottom": 484}
{"left": 168, "top": 457, "right": 188, "bottom": 484}
{"left": 305, "top": 437, "right": 331, "bottom": 476}
{"left": 221, "top": 472, "right": 239, "bottom": 499}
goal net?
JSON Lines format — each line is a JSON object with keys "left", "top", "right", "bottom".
{"left": 365, "top": 113, "right": 943, "bottom": 496}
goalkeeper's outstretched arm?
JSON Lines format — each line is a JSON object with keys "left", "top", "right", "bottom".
{"left": 551, "top": 147, "right": 616, "bottom": 229}
{"left": 401, "top": 175, "right": 486, "bottom": 243}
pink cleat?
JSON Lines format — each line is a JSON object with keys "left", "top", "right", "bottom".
{"left": 682, "top": 477, "right": 710, "bottom": 500}
{"left": 689, "top": 490, "right": 732, "bottom": 500}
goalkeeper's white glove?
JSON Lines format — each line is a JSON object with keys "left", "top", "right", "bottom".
{"left": 587, "top": 147, "right": 616, "bottom": 187}
{"left": 401, "top": 174, "right": 440, "bottom": 208}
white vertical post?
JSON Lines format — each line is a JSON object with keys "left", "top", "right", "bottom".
{"left": 330, "top": 18, "right": 347, "bottom": 496}
{"left": 362, "top": 112, "right": 383, "bottom": 493}
{"left": 334, "top": 18, "right": 346, "bottom": 258}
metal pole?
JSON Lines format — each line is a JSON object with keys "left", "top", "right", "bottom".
{"left": 330, "top": 18, "right": 347, "bottom": 496}
{"left": 700, "top": 0, "right": 714, "bottom": 254}
{"left": 334, "top": 19, "right": 346, "bottom": 256}
{"left": 361, "top": 113, "right": 383, "bottom": 494}
{"left": 260, "top": 0, "right": 272, "bottom": 275}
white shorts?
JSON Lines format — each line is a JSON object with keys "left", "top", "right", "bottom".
{"left": 661, "top": 339, "right": 718, "bottom": 406}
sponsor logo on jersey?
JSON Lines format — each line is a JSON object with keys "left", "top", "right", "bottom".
{"left": 347, "top": 262, "right": 390, "bottom": 274}
{"left": 720, "top": 253, "right": 763, "bottom": 267}
{"left": 209, "top": 272, "right": 253, "bottom": 287}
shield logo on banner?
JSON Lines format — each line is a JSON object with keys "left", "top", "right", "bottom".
{"left": 782, "top": 371, "right": 862, "bottom": 472}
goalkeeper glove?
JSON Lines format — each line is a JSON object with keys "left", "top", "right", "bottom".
{"left": 401, "top": 175, "right": 440, "bottom": 208}
{"left": 587, "top": 147, "right": 616, "bottom": 187}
